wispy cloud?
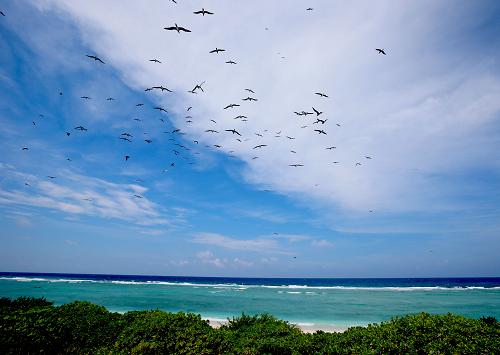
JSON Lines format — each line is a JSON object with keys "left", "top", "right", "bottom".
{"left": 193, "top": 232, "right": 282, "bottom": 254}
{"left": 0, "top": 164, "right": 168, "bottom": 226}
{"left": 196, "top": 250, "right": 226, "bottom": 268}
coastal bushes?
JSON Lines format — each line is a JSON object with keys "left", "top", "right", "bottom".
{"left": 0, "top": 297, "right": 498, "bottom": 354}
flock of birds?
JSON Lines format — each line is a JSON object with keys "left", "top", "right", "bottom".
{"left": 4, "top": 5, "right": 383, "bottom": 206}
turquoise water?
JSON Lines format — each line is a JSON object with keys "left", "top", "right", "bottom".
{"left": 1, "top": 273, "right": 499, "bottom": 328}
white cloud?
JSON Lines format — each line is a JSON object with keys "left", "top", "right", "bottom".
{"left": 0, "top": 164, "right": 168, "bottom": 226}
{"left": 196, "top": 250, "right": 226, "bottom": 268}
{"left": 33, "top": 0, "right": 500, "bottom": 215}
{"left": 193, "top": 232, "right": 281, "bottom": 253}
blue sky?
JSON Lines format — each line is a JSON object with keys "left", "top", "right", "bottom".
{"left": 1, "top": 0, "right": 500, "bottom": 277}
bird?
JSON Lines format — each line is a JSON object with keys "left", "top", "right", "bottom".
{"left": 134, "top": 194, "right": 143, "bottom": 199}
{"left": 121, "top": 133, "right": 133, "bottom": 137}
{"left": 290, "top": 164, "right": 304, "bottom": 167}
{"left": 210, "top": 119, "right": 217, "bottom": 123}
{"left": 86, "top": 55, "right": 105, "bottom": 63}
{"left": 65, "top": 132, "right": 71, "bottom": 136}
{"left": 21, "top": 147, "right": 29, "bottom": 150}
{"left": 376, "top": 48, "right": 387, "bottom": 55}
{"left": 326, "top": 146, "right": 336, "bottom": 150}
{"left": 164, "top": 24, "right": 191, "bottom": 33}
{"left": 245, "top": 89, "right": 255, "bottom": 93}
{"left": 290, "top": 150, "right": 296, "bottom": 153}
{"left": 365, "top": 156, "right": 372, "bottom": 159}
{"left": 314, "top": 118, "right": 327, "bottom": 124}
{"left": 286, "top": 136, "right": 295, "bottom": 140}
{"left": 106, "top": 97, "right": 115, "bottom": 101}
{"left": 225, "top": 129, "right": 242, "bottom": 136}
{"left": 32, "top": 121, "right": 36, "bottom": 126}
{"left": 226, "top": 60, "right": 237, "bottom": 64}
{"left": 234, "top": 115, "right": 247, "bottom": 119}
{"left": 120, "top": 137, "right": 132, "bottom": 142}
{"left": 214, "top": 144, "right": 222, "bottom": 148}
{"left": 224, "top": 104, "right": 240, "bottom": 109}
{"left": 136, "top": 103, "right": 144, "bottom": 107}
{"left": 205, "top": 129, "right": 219, "bottom": 133}
{"left": 125, "top": 155, "right": 130, "bottom": 161}
{"left": 333, "top": 161, "right": 340, "bottom": 164}
{"left": 145, "top": 87, "right": 154, "bottom": 92}
{"left": 312, "top": 107, "right": 323, "bottom": 116}
{"left": 306, "top": 8, "right": 313, "bottom": 11}
{"left": 314, "top": 129, "right": 327, "bottom": 135}
{"left": 187, "top": 106, "right": 192, "bottom": 111}
{"left": 315, "top": 92, "right": 328, "bottom": 98}
{"left": 153, "top": 86, "right": 173, "bottom": 92}
{"left": 149, "top": 59, "right": 162, "bottom": 63}
{"left": 355, "top": 162, "right": 362, "bottom": 166}
{"left": 47, "top": 176, "right": 56, "bottom": 179}
{"left": 210, "top": 48, "right": 225, "bottom": 54}
{"left": 193, "top": 8, "right": 214, "bottom": 16}
{"left": 255, "top": 133, "right": 263, "bottom": 137}
{"left": 154, "top": 106, "right": 168, "bottom": 113}
{"left": 80, "top": 96, "right": 91, "bottom": 100}
{"left": 172, "top": 129, "right": 181, "bottom": 133}
{"left": 74, "top": 126, "right": 87, "bottom": 131}
{"left": 253, "top": 144, "right": 267, "bottom": 149}
{"left": 243, "top": 97, "right": 258, "bottom": 101}
{"left": 0, "top": 10, "right": 5, "bottom": 16}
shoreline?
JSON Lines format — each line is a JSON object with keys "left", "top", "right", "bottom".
{"left": 205, "top": 317, "right": 349, "bottom": 333}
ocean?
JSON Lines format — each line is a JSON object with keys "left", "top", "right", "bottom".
{"left": 1, "top": 272, "right": 499, "bottom": 330}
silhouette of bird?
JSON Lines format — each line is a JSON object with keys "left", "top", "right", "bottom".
{"left": 314, "top": 129, "right": 327, "bottom": 135}
{"left": 315, "top": 92, "right": 328, "bottom": 98}
{"left": 125, "top": 155, "right": 130, "bottom": 161}
{"left": 290, "top": 164, "right": 304, "bottom": 167}
{"left": 255, "top": 133, "right": 263, "bottom": 137}
{"left": 106, "top": 97, "right": 114, "bottom": 101}
{"left": 164, "top": 24, "right": 191, "bottom": 33}
{"left": 21, "top": 147, "right": 29, "bottom": 150}
{"left": 47, "top": 176, "right": 56, "bottom": 179}
{"left": 314, "top": 118, "right": 327, "bottom": 124}
{"left": 210, "top": 48, "right": 225, "bottom": 54}
{"left": 133, "top": 194, "right": 143, "bottom": 199}
{"left": 225, "top": 129, "right": 241, "bottom": 136}
{"left": 153, "top": 86, "right": 173, "bottom": 92}
{"left": 154, "top": 106, "right": 168, "bottom": 113}
{"left": 355, "top": 162, "right": 362, "bottom": 166}
{"left": 376, "top": 48, "right": 386, "bottom": 55}
{"left": 205, "top": 129, "right": 219, "bottom": 133}
{"left": 286, "top": 136, "right": 295, "bottom": 140}
{"left": 243, "top": 97, "right": 258, "bottom": 101}
{"left": 187, "top": 106, "right": 192, "bottom": 111}
{"left": 245, "top": 89, "right": 255, "bottom": 93}
{"left": 210, "top": 119, "right": 217, "bottom": 123}
{"left": 224, "top": 104, "right": 240, "bottom": 109}
{"left": 74, "top": 126, "right": 87, "bottom": 131}
{"left": 333, "top": 161, "right": 340, "bottom": 164}
{"left": 312, "top": 107, "right": 323, "bottom": 116}
{"left": 326, "top": 146, "right": 336, "bottom": 150}
{"left": 193, "top": 8, "right": 214, "bottom": 16}
{"left": 81, "top": 96, "right": 91, "bottom": 100}
{"left": 145, "top": 87, "right": 154, "bottom": 92}
{"left": 149, "top": 59, "right": 162, "bottom": 63}
{"left": 120, "top": 137, "right": 132, "bottom": 142}
{"left": 365, "top": 156, "right": 372, "bottom": 159}
{"left": 253, "top": 144, "right": 267, "bottom": 149}
{"left": 234, "top": 115, "right": 247, "bottom": 119}
{"left": 226, "top": 60, "right": 237, "bottom": 64}
{"left": 65, "top": 132, "right": 71, "bottom": 136}
{"left": 86, "top": 55, "right": 104, "bottom": 63}
{"left": 214, "top": 144, "right": 222, "bottom": 148}
{"left": 0, "top": 10, "right": 5, "bottom": 16}
{"left": 306, "top": 8, "right": 313, "bottom": 11}
{"left": 121, "top": 133, "right": 133, "bottom": 137}
{"left": 136, "top": 103, "right": 144, "bottom": 107}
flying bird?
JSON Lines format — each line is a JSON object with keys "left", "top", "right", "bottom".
{"left": 149, "top": 59, "right": 162, "bottom": 63}
{"left": 209, "top": 48, "right": 225, "bottom": 54}
{"left": 224, "top": 103, "right": 240, "bottom": 109}
{"left": 121, "top": 133, "right": 133, "bottom": 137}
{"left": 21, "top": 147, "right": 29, "bottom": 150}
{"left": 133, "top": 194, "right": 143, "bottom": 199}
{"left": 210, "top": 119, "right": 217, "bottom": 123}
{"left": 164, "top": 24, "right": 191, "bottom": 33}
{"left": 290, "top": 164, "right": 304, "bottom": 167}
{"left": 312, "top": 107, "right": 323, "bottom": 116}
{"left": 74, "top": 126, "right": 87, "bottom": 131}
{"left": 355, "top": 162, "right": 362, "bottom": 166}
{"left": 47, "top": 176, "right": 56, "bottom": 179}
{"left": 226, "top": 60, "right": 237, "bottom": 64}
{"left": 86, "top": 55, "right": 105, "bottom": 63}
{"left": 125, "top": 155, "right": 130, "bottom": 161}
{"left": 314, "top": 129, "right": 327, "bottom": 135}
{"left": 120, "top": 137, "right": 132, "bottom": 142}
{"left": 376, "top": 48, "right": 387, "bottom": 55}
{"left": 314, "top": 118, "right": 327, "bottom": 124}
{"left": 225, "top": 129, "right": 241, "bottom": 136}
{"left": 315, "top": 92, "right": 328, "bottom": 98}
{"left": 365, "top": 156, "right": 372, "bottom": 159}
{"left": 245, "top": 89, "right": 255, "bottom": 93}
{"left": 205, "top": 129, "right": 219, "bottom": 133}
{"left": 253, "top": 144, "right": 267, "bottom": 149}
{"left": 193, "top": 8, "right": 214, "bottom": 16}
{"left": 81, "top": 96, "right": 91, "bottom": 100}
{"left": 187, "top": 106, "right": 192, "bottom": 111}
{"left": 153, "top": 86, "right": 173, "bottom": 92}
{"left": 136, "top": 103, "right": 144, "bottom": 106}
{"left": 0, "top": 10, "right": 5, "bottom": 16}
{"left": 154, "top": 106, "right": 168, "bottom": 113}
{"left": 326, "top": 146, "right": 336, "bottom": 150}
{"left": 106, "top": 97, "right": 115, "bottom": 101}
{"left": 65, "top": 132, "right": 71, "bottom": 136}
{"left": 243, "top": 97, "right": 258, "bottom": 101}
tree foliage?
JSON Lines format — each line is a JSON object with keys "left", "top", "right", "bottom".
{"left": 0, "top": 297, "right": 498, "bottom": 354}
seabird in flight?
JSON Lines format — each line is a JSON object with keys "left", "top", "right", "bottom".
{"left": 376, "top": 48, "right": 387, "bottom": 55}
{"left": 290, "top": 164, "right": 304, "bottom": 167}
{"left": 86, "top": 55, "right": 105, "bottom": 64}
{"left": 253, "top": 144, "right": 267, "bottom": 149}
{"left": 314, "top": 129, "right": 327, "bottom": 135}
{"left": 224, "top": 103, "right": 240, "bottom": 109}
{"left": 243, "top": 97, "right": 258, "bottom": 101}
{"left": 164, "top": 24, "right": 191, "bottom": 33}
{"left": 74, "top": 126, "right": 87, "bottom": 131}
{"left": 315, "top": 92, "right": 328, "bottom": 98}
{"left": 225, "top": 129, "right": 242, "bottom": 136}
{"left": 125, "top": 155, "right": 130, "bottom": 161}
{"left": 209, "top": 48, "right": 225, "bottom": 54}
{"left": 226, "top": 60, "right": 237, "bottom": 64}
{"left": 149, "top": 59, "right": 162, "bottom": 63}
{"left": 193, "top": 8, "right": 214, "bottom": 16}
{"left": 154, "top": 106, "right": 168, "bottom": 113}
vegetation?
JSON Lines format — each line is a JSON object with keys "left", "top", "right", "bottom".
{"left": 0, "top": 297, "right": 498, "bottom": 354}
